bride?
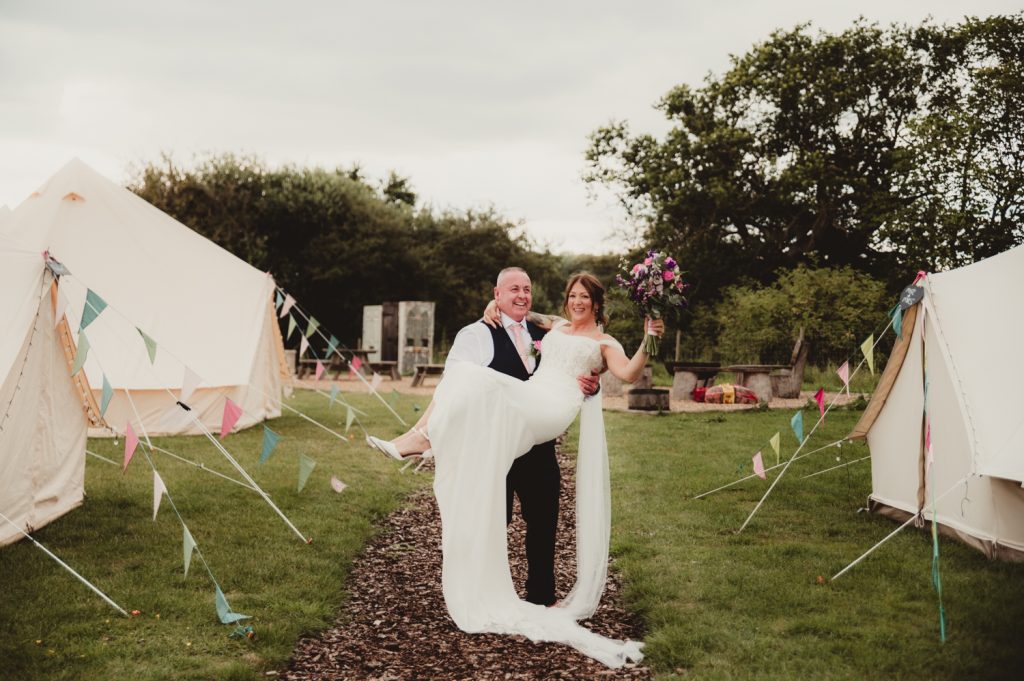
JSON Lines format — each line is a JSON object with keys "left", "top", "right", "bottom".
{"left": 368, "top": 271, "right": 664, "bottom": 668}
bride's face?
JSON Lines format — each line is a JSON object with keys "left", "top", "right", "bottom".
{"left": 566, "top": 283, "right": 594, "bottom": 323}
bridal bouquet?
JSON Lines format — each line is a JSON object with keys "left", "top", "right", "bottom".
{"left": 616, "top": 250, "right": 688, "bottom": 356}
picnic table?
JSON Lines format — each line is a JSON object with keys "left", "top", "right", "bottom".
{"left": 297, "top": 348, "right": 375, "bottom": 379}
{"left": 664, "top": 361, "right": 720, "bottom": 401}
{"left": 410, "top": 363, "right": 445, "bottom": 387}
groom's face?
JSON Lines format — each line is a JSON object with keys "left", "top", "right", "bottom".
{"left": 494, "top": 270, "right": 532, "bottom": 322}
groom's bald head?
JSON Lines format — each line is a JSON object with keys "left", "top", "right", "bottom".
{"left": 494, "top": 267, "right": 532, "bottom": 322}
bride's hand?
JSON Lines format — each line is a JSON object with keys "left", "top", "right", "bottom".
{"left": 646, "top": 317, "right": 665, "bottom": 337}
{"left": 482, "top": 299, "right": 501, "bottom": 328}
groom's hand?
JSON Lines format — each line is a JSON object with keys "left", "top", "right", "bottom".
{"left": 577, "top": 370, "right": 600, "bottom": 396}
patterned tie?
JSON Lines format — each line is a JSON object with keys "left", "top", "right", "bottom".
{"left": 510, "top": 322, "right": 530, "bottom": 371}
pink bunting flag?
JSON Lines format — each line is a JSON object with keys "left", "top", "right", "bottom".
{"left": 350, "top": 356, "right": 363, "bottom": 375}
{"left": 369, "top": 372, "right": 383, "bottom": 392}
{"left": 220, "top": 398, "right": 243, "bottom": 439}
{"left": 314, "top": 360, "right": 325, "bottom": 381}
{"left": 836, "top": 361, "right": 850, "bottom": 393}
{"left": 330, "top": 476, "right": 347, "bottom": 493}
{"left": 279, "top": 294, "right": 296, "bottom": 318}
{"left": 814, "top": 388, "right": 825, "bottom": 417}
{"left": 124, "top": 423, "right": 139, "bottom": 472}
{"left": 752, "top": 451, "right": 766, "bottom": 480}
{"left": 153, "top": 471, "right": 167, "bottom": 521}
{"left": 299, "top": 335, "right": 309, "bottom": 357}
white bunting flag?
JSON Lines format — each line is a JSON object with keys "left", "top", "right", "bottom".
{"left": 369, "top": 372, "right": 383, "bottom": 392}
{"left": 299, "top": 335, "right": 309, "bottom": 357}
{"left": 330, "top": 476, "right": 347, "bottom": 493}
{"left": 836, "top": 361, "right": 850, "bottom": 394}
{"left": 279, "top": 294, "right": 296, "bottom": 318}
{"left": 153, "top": 471, "right": 167, "bottom": 521}
{"left": 180, "top": 367, "right": 202, "bottom": 404}
{"left": 54, "top": 285, "right": 70, "bottom": 327}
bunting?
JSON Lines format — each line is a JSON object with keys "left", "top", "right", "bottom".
{"left": 180, "top": 367, "right": 201, "bottom": 403}
{"left": 183, "top": 527, "right": 196, "bottom": 578}
{"left": 329, "top": 385, "right": 340, "bottom": 408}
{"left": 297, "top": 454, "right": 316, "bottom": 492}
{"left": 836, "top": 361, "right": 850, "bottom": 394}
{"left": 287, "top": 314, "right": 297, "bottom": 340}
{"left": 369, "top": 372, "right": 383, "bottom": 392}
{"left": 330, "top": 476, "right": 347, "bottom": 493}
{"left": 275, "top": 291, "right": 284, "bottom": 310}
{"left": 892, "top": 305, "right": 904, "bottom": 339}
{"left": 71, "top": 331, "right": 90, "bottom": 376}
{"left": 152, "top": 471, "right": 167, "bottom": 521}
{"left": 769, "top": 432, "right": 781, "bottom": 465}
{"left": 279, "top": 294, "right": 296, "bottom": 318}
{"left": 124, "top": 423, "right": 139, "bottom": 472}
{"left": 861, "top": 335, "right": 875, "bottom": 375}
{"left": 79, "top": 289, "right": 107, "bottom": 330}
{"left": 54, "top": 286, "right": 70, "bottom": 328}
{"left": 752, "top": 451, "right": 766, "bottom": 480}
{"left": 215, "top": 585, "right": 251, "bottom": 624}
{"left": 790, "top": 410, "right": 804, "bottom": 444}
{"left": 220, "top": 398, "right": 242, "bottom": 439}
{"left": 326, "top": 335, "right": 339, "bottom": 358}
{"left": 814, "top": 388, "right": 825, "bottom": 417}
{"left": 259, "top": 426, "right": 281, "bottom": 465}
{"left": 304, "top": 317, "right": 320, "bottom": 339}
{"left": 299, "top": 335, "right": 309, "bottom": 357}
{"left": 350, "top": 356, "right": 363, "bottom": 375}
{"left": 314, "top": 360, "right": 325, "bottom": 381}
{"left": 137, "top": 328, "right": 158, "bottom": 364}
{"left": 100, "top": 375, "right": 113, "bottom": 416}
{"left": 345, "top": 406, "right": 355, "bottom": 433}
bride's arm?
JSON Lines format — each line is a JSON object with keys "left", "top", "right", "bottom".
{"left": 602, "top": 318, "right": 665, "bottom": 383}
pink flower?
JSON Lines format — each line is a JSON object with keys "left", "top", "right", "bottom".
{"left": 663, "top": 270, "right": 674, "bottom": 281}
{"left": 631, "top": 263, "right": 641, "bottom": 275}
{"left": 644, "top": 257, "right": 653, "bottom": 265}
{"left": 532, "top": 340, "right": 542, "bottom": 352}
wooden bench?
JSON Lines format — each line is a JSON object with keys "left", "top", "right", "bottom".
{"left": 367, "top": 361, "right": 400, "bottom": 380}
{"left": 410, "top": 363, "right": 446, "bottom": 387}
{"left": 664, "top": 361, "right": 721, "bottom": 401}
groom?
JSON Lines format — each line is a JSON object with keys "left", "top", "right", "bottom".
{"left": 445, "top": 266, "right": 599, "bottom": 605}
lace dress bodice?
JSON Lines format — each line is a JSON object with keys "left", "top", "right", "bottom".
{"left": 530, "top": 330, "right": 606, "bottom": 387}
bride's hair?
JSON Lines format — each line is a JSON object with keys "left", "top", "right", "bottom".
{"left": 562, "top": 271, "right": 608, "bottom": 326}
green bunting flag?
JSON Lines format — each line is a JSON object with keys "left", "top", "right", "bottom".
{"left": 297, "top": 454, "right": 316, "bottom": 492}
{"left": 389, "top": 388, "right": 400, "bottom": 406}
{"left": 275, "top": 290, "right": 284, "bottom": 310}
{"left": 79, "top": 289, "right": 107, "bottom": 330}
{"left": 329, "top": 385, "right": 340, "bottom": 408}
{"left": 304, "top": 317, "right": 319, "bottom": 339}
{"left": 183, "top": 526, "right": 196, "bottom": 579}
{"left": 71, "top": 331, "right": 90, "bottom": 376}
{"left": 287, "top": 314, "right": 297, "bottom": 340}
{"left": 326, "top": 335, "right": 339, "bottom": 358}
{"left": 259, "top": 426, "right": 280, "bottom": 465}
{"left": 861, "top": 334, "right": 875, "bottom": 375}
{"left": 100, "top": 374, "right": 113, "bottom": 416}
{"left": 790, "top": 410, "right": 804, "bottom": 444}
{"left": 891, "top": 304, "right": 903, "bottom": 340}
{"left": 137, "top": 328, "right": 157, "bottom": 364}
{"left": 215, "top": 585, "right": 251, "bottom": 624}
{"left": 769, "top": 432, "right": 781, "bottom": 465}
{"left": 345, "top": 405, "right": 355, "bottom": 433}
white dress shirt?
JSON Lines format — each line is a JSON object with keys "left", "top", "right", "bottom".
{"left": 445, "top": 312, "right": 530, "bottom": 369}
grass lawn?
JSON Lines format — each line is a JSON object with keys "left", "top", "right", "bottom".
{"left": 598, "top": 406, "right": 1024, "bottom": 680}
{"left": 0, "top": 389, "right": 430, "bottom": 680}
{"left": 3, "top": 390, "right": 1022, "bottom": 680}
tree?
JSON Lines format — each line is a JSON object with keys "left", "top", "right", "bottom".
{"left": 585, "top": 15, "right": 1024, "bottom": 303}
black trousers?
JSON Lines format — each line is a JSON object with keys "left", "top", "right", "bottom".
{"left": 506, "top": 439, "right": 560, "bottom": 606}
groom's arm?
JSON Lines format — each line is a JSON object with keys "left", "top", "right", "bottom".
{"left": 444, "top": 322, "right": 492, "bottom": 368}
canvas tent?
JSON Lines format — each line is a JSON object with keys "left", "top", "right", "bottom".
{"left": 0, "top": 237, "right": 94, "bottom": 545}
{"left": 850, "top": 244, "right": 1024, "bottom": 561}
{"left": 0, "top": 159, "right": 288, "bottom": 436}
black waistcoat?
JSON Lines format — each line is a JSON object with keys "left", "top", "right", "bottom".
{"left": 485, "top": 320, "right": 547, "bottom": 380}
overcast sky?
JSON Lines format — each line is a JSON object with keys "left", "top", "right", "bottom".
{"left": 0, "top": 1, "right": 1017, "bottom": 253}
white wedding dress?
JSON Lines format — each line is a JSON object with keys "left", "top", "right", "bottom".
{"left": 427, "top": 325, "right": 644, "bottom": 668}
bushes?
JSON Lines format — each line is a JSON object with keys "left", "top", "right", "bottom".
{"left": 688, "top": 266, "right": 891, "bottom": 365}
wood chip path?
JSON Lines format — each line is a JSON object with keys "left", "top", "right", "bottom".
{"left": 282, "top": 449, "right": 651, "bottom": 680}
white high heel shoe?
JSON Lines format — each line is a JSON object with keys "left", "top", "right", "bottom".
{"left": 366, "top": 435, "right": 404, "bottom": 461}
